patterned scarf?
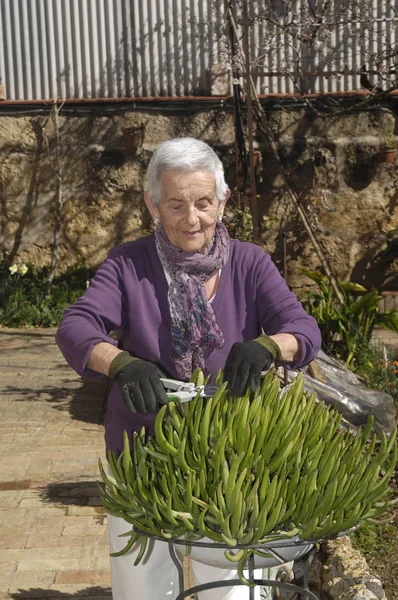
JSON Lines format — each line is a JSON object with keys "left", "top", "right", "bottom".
{"left": 155, "top": 221, "right": 230, "bottom": 380}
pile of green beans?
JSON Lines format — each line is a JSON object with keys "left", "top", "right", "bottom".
{"left": 98, "top": 370, "right": 397, "bottom": 584}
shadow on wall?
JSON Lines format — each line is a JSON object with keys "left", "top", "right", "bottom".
{"left": 1, "top": 121, "right": 44, "bottom": 264}
{"left": 9, "top": 587, "right": 112, "bottom": 599}
{"left": 1, "top": 105, "right": 396, "bottom": 286}
{"left": 257, "top": 115, "right": 323, "bottom": 268}
{"left": 256, "top": 106, "right": 398, "bottom": 286}
{"left": 0, "top": 113, "right": 146, "bottom": 268}
{"left": 0, "top": 2, "right": 224, "bottom": 266}
{"left": 351, "top": 236, "right": 398, "bottom": 290}
{"left": 343, "top": 145, "right": 380, "bottom": 191}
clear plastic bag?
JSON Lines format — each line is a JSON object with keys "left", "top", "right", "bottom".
{"left": 286, "top": 350, "right": 397, "bottom": 435}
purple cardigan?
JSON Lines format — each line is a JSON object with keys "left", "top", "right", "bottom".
{"left": 56, "top": 235, "right": 321, "bottom": 453}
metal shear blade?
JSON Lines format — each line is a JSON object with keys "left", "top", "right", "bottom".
{"left": 160, "top": 378, "right": 218, "bottom": 403}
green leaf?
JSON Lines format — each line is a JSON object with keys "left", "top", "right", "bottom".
{"left": 376, "top": 311, "right": 398, "bottom": 333}
{"left": 339, "top": 282, "right": 368, "bottom": 293}
{"left": 352, "top": 290, "right": 380, "bottom": 316}
{"left": 299, "top": 269, "right": 328, "bottom": 284}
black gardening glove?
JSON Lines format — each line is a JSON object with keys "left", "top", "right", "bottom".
{"left": 224, "top": 335, "right": 281, "bottom": 397}
{"left": 109, "top": 351, "right": 168, "bottom": 414}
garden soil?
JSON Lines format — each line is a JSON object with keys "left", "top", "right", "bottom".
{"left": 352, "top": 476, "right": 398, "bottom": 600}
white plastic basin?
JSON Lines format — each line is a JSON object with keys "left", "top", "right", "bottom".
{"left": 174, "top": 536, "right": 314, "bottom": 569}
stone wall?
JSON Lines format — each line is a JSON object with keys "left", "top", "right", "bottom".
{"left": 310, "top": 537, "right": 387, "bottom": 600}
{"left": 259, "top": 108, "right": 398, "bottom": 292}
{"left": 0, "top": 104, "right": 396, "bottom": 293}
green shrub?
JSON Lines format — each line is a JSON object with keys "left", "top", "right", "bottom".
{"left": 0, "top": 262, "right": 95, "bottom": 327}
{"left": 300, "top": 269, "right": 398, "bottom": 402}
{"left": 354, "top": 339, "right": 398, "bottom": 403}
{"left": 301, "top": 269, "right": 398, "bottom": 366}
{"left": 223, "top": 190, "right": 254, "bottom": 243}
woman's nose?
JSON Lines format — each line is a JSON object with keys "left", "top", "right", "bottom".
{"left": 184, "top": 206, "right": 199, "bottom": 225}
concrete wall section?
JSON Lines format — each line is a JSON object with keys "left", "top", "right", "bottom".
{"left": 0, "top": 107, "right": 397, "bottom": 292}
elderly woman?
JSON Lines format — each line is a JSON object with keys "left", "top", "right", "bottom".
{"left": 56, "top": 137, "right": 321, "bottom": 600}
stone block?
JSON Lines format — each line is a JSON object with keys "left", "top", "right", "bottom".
{"left": 33, "top": 506, "right": 68, "bottom": 519}
{"left": 25, "top": 535, "right": 63, "bottom": 549}
{"left": 67, "top": 506, "right": 105, "bottom": 517}
{"left": 55, "top": 570, "right": 111, "bottom": 585}
{"left": 19, "top": 496, "right": 49, "bottom": 508}
{"left": 0, "top": 559, "right": 18, "bottom": 593}
{"left": 0, "top": 490, "right": 23, "bottom": 508}
{"left": 58, "top": 534, "right": 108, "bottom": 548}
{"left": 0, "top": 508, "right": 35, "bottom": 527}
{"left": 61, "top": 523, "right": 108, "bottom": 539}
{"left": 7, "top": 570, "right": 56, "bottom": 592}
{"left": 16, "top": 558, "right": 81, "bottom": 572}
{"left": 28, "top": 520, "right": 67, "bottom": 536}
{"left": 0, "top": 534, "right": 28, "bottom": 549}
{"left": 48, "top": 584, "right": 112, "bottom": 597}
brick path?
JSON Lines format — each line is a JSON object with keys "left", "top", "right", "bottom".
{"left": 0, "top": 328, "right": 111, "bottom": 599}
{"left": 0, "top": 328, "right": 195, "bottom": 600}
{"left": 1, "top": 326, "right": 396, "bottom": 599}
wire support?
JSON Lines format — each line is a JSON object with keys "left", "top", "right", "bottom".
{"left": 168, "top": 541, "right": 320, "bottom": 600}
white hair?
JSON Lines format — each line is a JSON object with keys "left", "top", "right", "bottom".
{"left": 145, "top": 137, "right": 228, "bottom": 204}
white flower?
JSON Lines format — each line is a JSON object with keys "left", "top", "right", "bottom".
{"left": 9, "top": 264, "right": 18, "bottom": 275}
{"left": 19, "top": 264, "right": 28, "bottom": 276}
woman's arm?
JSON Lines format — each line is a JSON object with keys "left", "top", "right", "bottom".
{"left": 223, "top": 249, "right": 320, "bottom": 396}
{"left": 56, "top": 253, "right": 125, "bottom": 378}
{"left": 255, "top": 252, "right": 321, "bottom": 368}
{"left": 269, "top": 333, "right": 300, "bottom": 363}
{"left": 87, "top": 342, "right": 123, "bottom": 376}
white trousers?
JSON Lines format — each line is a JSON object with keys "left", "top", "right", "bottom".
{"left": 107, "top": 512, "right": 268, "bottom": 600}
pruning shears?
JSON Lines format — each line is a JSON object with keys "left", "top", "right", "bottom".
{"left": 160, "top": 378, "right": 219, "bottom": 403}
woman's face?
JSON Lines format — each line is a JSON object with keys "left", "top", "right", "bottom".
{"left": 145, "top": 170, "right": 228, "bottom": 253}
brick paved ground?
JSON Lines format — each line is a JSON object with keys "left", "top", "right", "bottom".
{"left": 0, "top": 328, "right": 195, "bottom": 600}
{"left": 1, "top": 326, "right": 396, "bottom": 600}
{"left": 0, "top": 328, "right": 112, "bottom": 599}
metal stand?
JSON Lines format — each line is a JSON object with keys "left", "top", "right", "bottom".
{"left": 135, "top": 531, "right": 321, "bottom": 600}
{"left": 168, "top": 543, "right": 319, "bottom": 599}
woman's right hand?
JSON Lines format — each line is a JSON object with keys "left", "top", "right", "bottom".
{"left": 109, "top": 352, "right": 168, "bottom": 413}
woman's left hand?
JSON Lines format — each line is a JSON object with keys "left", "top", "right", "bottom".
{"left": 223, "top": 340, "right": 275, "bottom": 397}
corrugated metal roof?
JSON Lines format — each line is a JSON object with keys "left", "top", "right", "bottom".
{"left": 0, "top": 0, "right": 396, "bottom": 101}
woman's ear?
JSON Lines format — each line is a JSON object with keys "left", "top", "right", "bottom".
{"left": 218, "top": 189, "right": 230, "bottom": 219}
{"left": 144, "top": 193, "right": 159, "bottom": 220}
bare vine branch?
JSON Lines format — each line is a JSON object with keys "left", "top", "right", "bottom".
{"left": 226, "top": 3, "right": 345, "bottom": 304}
{"left": 45, "top": 98, "right": 65, "bottom": 295}
{"left": 222, "top": 0, "right": 397, "bottom": 95}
